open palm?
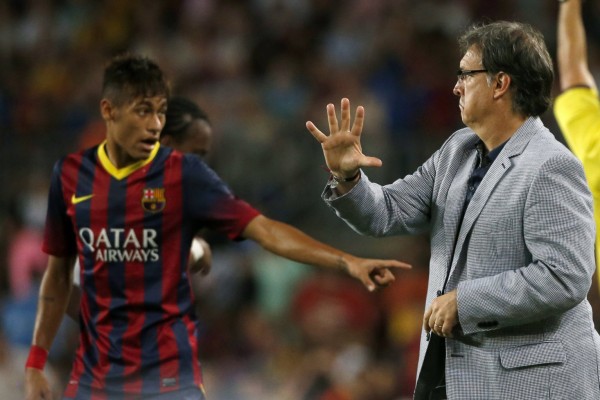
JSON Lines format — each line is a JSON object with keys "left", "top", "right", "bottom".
{"left": 306, "top": 98, "right": 382, "bottom": 178}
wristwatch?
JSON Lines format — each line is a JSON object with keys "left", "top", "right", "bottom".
{"left": 329, "top": 170, "right": 360, "bottom": 189}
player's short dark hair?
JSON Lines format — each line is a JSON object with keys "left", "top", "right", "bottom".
{"left": 102, "top": 53, "right": 170, "bottom": 106}
{"left": 162, "top": 97, "right": 210, "bottom": 141}
{"left": 459, "top": 21, "right": 554, "bottom": 117}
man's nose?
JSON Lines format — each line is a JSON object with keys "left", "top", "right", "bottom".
{"left": 148, "top": 113, "right": 163, "bottom": 134}
{"left": 453, "top": 80, "right": 462, "bottom": 96}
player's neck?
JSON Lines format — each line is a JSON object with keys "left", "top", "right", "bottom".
{"left": 104, "top": 142, "right": 136, "bottom": 169}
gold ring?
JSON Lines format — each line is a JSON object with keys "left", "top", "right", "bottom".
{"left": 435, "top": 324, "right": 443, "bottom": 328}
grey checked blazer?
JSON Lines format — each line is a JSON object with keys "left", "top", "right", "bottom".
{"left": 324, "top": 117, "right": 600, "bottom": 399}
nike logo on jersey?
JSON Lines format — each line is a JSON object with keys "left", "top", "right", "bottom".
{"left": 72, "top": 194, "right": 94, "bottom": 204}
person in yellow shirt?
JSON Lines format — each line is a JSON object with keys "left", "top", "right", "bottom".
{"left": 554, "top": 0, "right": 600, "bottom": 293}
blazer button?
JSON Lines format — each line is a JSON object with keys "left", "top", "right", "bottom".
{"left": 477, "top": 320, "right": 499, "bottom": 328}
{"left": 437, "top": 290, "right": 443, "bottom": 296}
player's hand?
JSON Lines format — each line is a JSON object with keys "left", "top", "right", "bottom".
{"left": 189, "top": 237, "right": 212, "bottom": 276}
{"left": 344, "top": 256, "right": 412, "bottom": 291}
{"left": 306, "top": 98, "right": 383, "bottom": 179}
{"left": 25, "top": 368, "right": 53, "bottom": 400}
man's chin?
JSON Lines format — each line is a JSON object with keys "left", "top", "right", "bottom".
{"left": 136, "top": 146, "right": 155, "bottom": 159}
{"left": 128, "top": 150, "right": 152, "bottom": 164}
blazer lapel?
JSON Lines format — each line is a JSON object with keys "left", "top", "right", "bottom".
{"left": 446, "top": 117, "right": 542, "bottom": 283}
{"left": 453, "top": 154, "right": 512, "bottom": 254}
{"left": 443, "top": 149, "right": 477, "bottom": 271}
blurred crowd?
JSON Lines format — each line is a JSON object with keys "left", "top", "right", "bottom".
{"left": 1, "top": 0, "right": 599, "bottom": 399}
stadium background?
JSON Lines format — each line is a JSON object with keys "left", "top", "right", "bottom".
{"left": 0, "top": 1, "right": 599, "bottom": 399}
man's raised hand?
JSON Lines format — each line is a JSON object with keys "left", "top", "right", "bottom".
{"left": 306, "top": 98, "right": 382, "bottom": 178}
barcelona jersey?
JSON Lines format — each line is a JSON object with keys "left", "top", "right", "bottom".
{"left": 42, "top": 142, "right": 259, "bottom": 398}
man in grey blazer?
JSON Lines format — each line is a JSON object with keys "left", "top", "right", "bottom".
{"left": 306, "top": 21, "right": 600, "bottom": 399}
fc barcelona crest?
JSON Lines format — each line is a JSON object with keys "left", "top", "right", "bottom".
{"left": 142, "top": 188, "right": 166, "bottom": 212}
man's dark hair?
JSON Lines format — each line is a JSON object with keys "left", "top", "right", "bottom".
{"left": 102, "top": 53, "right": 170, "bottom": 105}
{"left": 162, "top": 97, "right": 210, "bottom": 141}
{"left": 459, "top": 21, "right": 554, "bottom": 117}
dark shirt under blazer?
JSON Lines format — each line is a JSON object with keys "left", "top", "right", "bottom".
{"left": 323, "top": 118, "right": 600, "bottom": 399}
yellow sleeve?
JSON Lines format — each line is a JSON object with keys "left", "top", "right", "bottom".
{"left": 554, "top": 87, "right": 600, "bottom": 192}
{"left": 554, "top": 88, "right": 600, "bottom": 288}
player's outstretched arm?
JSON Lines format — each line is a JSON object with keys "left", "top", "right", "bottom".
{"left": 558, "top": 0, "right": 597, "bottom": 90}
{"left": 242, "top": 215, "right": 411, "bottom": 291}
{"left": 26, "top": 255, "right": 75, "bottom": 400}
{"left": 306, "top": 97, "right": 383, "bottom": 194}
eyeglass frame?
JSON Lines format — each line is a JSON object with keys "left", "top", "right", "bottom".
{"left": 456, "top": 69, "right": 489, "bottom": 82}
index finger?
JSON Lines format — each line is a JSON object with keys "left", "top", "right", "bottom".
{"left": 377, "top": 260, "right": 412, "bottom": 270}
{"left": 327, "top": 103, "right": 340, "bottom": 135}
{"left": 423, "top": 306, "right": 433, "bottom": 333}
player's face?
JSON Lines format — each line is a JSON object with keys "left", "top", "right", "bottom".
{"left": 453, "top": 46, "right": 494, "bottom": 129}
{"left": 102, "top": 95, "right": 167, "bottom": 167}
{"left": 177, "top": 119, "right": 213, "bottom": 159}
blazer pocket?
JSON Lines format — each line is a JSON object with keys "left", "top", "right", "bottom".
{"left": 480, "top": 217, "right": 518, "bottom": 234}
{"left": 500, "top": 341, "right": 565, "bottom": 369}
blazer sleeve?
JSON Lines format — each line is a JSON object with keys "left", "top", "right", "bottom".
{"left": 457, "top": 153, "right": 596, "bottom": 334}
{"left": 322, "top": 151, "right": 438, "bottom": 237}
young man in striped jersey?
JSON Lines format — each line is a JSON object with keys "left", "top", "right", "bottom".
{"left": 65, "top": 97, "right": 214, "bottom": 322}
{"left": 25, "top": 54, "right": 410, "bottom": 400}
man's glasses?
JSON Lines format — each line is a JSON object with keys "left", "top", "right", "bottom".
{"left": 456, "top": 69, "right": 488, "bottom": 82}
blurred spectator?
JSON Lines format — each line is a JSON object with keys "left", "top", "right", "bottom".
{"left": 0, "top": 323, "right": 61, "bottom": 399}
{"left": 289, "top": 272, "right": 384, "bottom": 399}
{"left": 5, "top": 201, "right": 46, "bottom": 301}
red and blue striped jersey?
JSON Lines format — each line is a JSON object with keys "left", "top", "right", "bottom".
{"left": 42, "top": 142, "right": 259, "bottom": 397}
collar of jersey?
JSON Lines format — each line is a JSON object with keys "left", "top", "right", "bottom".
{"left": 97, "top": 141, "right": 160, "bottom": 180}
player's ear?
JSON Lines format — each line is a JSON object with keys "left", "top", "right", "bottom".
{"left": 100, "top": 99, "right": 116, "bottom": 121}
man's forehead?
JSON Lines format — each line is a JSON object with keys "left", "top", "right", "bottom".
{"left": 129, "top": 96, "right": 167, "bottom": 107}
{"left": 460, "top": 47, "right": 482, "bottom": 66}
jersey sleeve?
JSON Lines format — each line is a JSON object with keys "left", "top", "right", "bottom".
{"left": 42, "top": 159, "right": 77, "bottom": 256}
{"left": 183, "top": 155, "right": 260, "bottom": 240}
{"left": 554, "top": 88, "right": 600, "bottom": 161}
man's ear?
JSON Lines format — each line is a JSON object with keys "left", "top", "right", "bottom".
{"left": 100, "top": 99, "right": 115, "bottom": 121}
{"left": 493, "top": 72, "right": 511, "bottom": 99}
